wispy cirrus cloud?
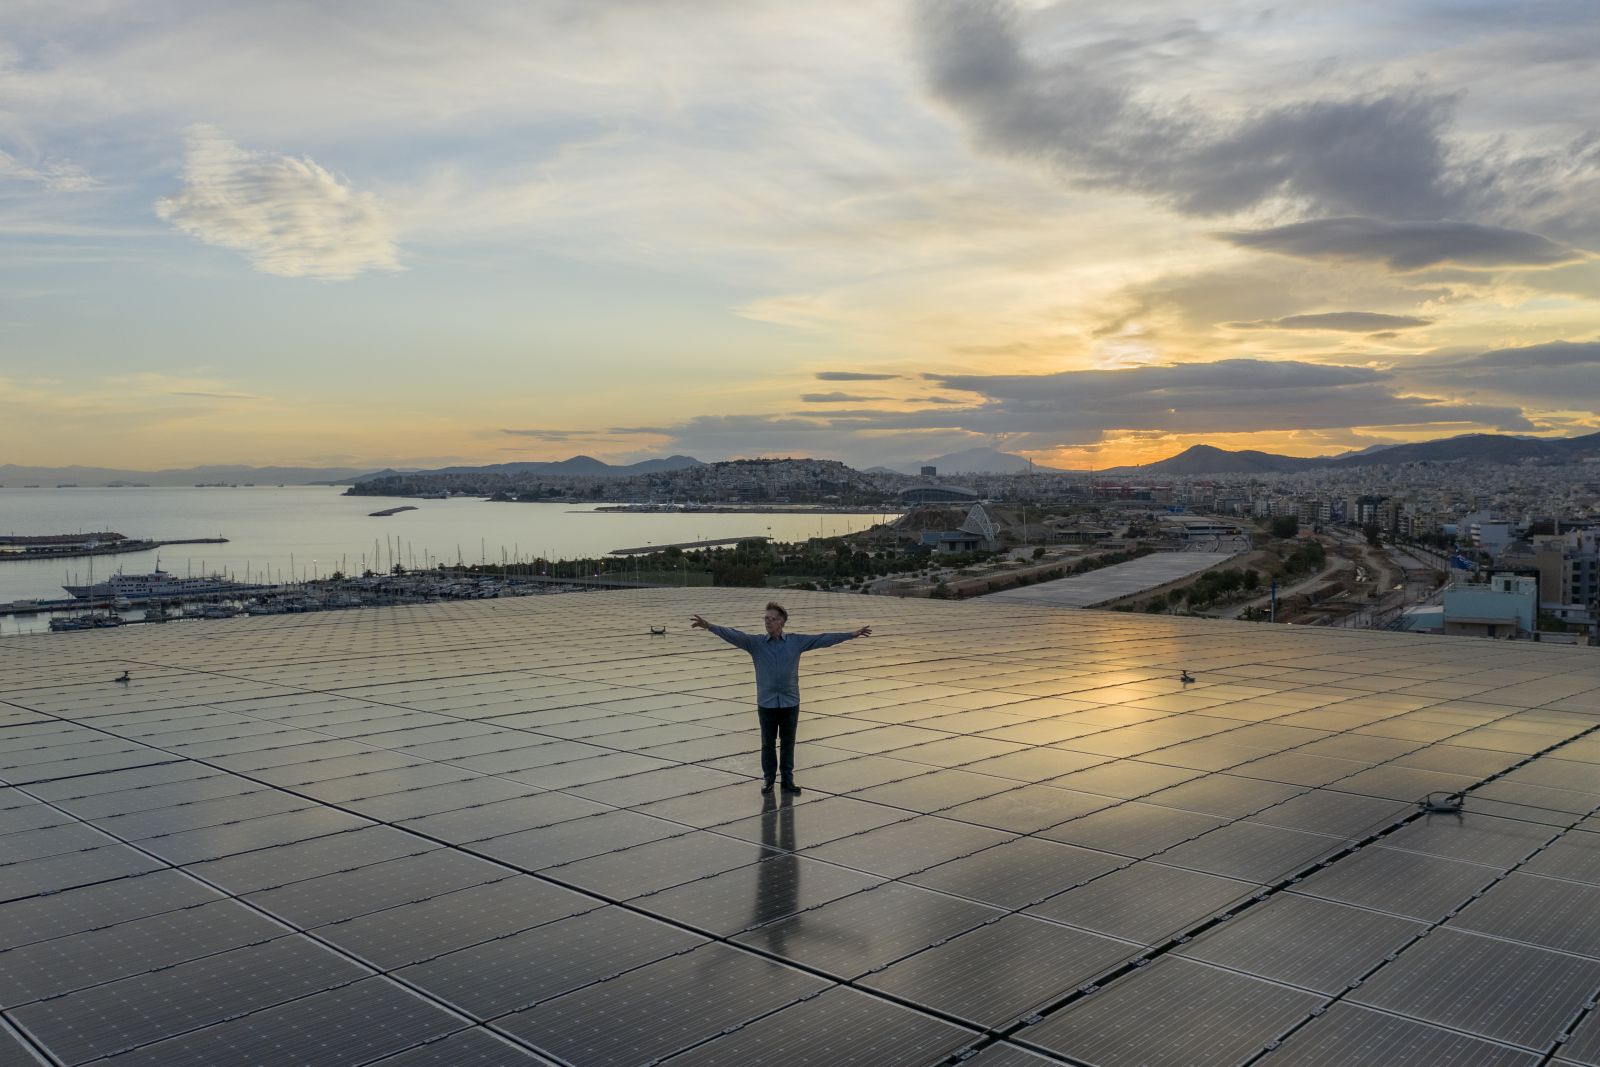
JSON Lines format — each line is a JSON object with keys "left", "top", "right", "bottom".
{"left": 0, "top": 150, "right": 97, "bottom": 192}
{"left": 1227, "top": 311, "right": 1434, "bottom": 332}
{"left": 155, "top": 126, "right": 400, "bottom": 280}
{"left": 801, "top": 391, "right": 886, "bottom": 403}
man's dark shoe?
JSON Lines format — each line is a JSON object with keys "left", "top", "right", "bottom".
{"left": 760, "top": 780, "right": 775, "bottom": 795}
{"left": 780, "top": 780, "right": 802, "bottom": 795}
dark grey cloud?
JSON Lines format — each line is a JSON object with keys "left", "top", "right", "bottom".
{"left": 815, "top": 371, "right": 902, "bottom": 381}
{"left": 1456, "top": 339, "right": 1600, "bottom": 369}
{"left": 1404, "top": 339, "right": 1600, "bottom": 406}
{"left": 1220, "top": 217, "right": 1585, "bottom": 271}
{"left": 914, "top": 0, "right": 1481, "bottom": 219}
{"left": 1227, "top": 311, "right": 1434, "bottom": 332}
{"left": 614, "top": 357, "right": 1533, "bottom": 459}
{"left": 802, "top": 391, "right": 887, "bottom": 403}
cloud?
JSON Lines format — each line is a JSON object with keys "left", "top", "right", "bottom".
{"left": 0, "top": 150, "right": 97, "bottom": 192}
{"left": 613, "top": 357, "right": 1535, "bottom": 461}
{"left": 1227, "top": 311, "right": 1434, "bottom": 332}
{"left": 1454, "top": 339, "right": 1600, "bottom": 369}
{"left": 913, "top": 0, "right": 1481, "bottom": 220}
{"left": 802, "top": 392, "right": 886, "bottom": 403}
{"left": 155, "top": 126, "right": 400, "bottom": 279}
{"left": 169, "top": 391, "right": 262, "bottom": 400}
{"left": 501, "top": 428, "right": 588, "bottom": 441}
{"left": 815, "top": 371, "right": 902, "bottom": 381}
{"left": 1405, "top": 339, "right": 1600, "bottom": 406}
{"left": 1220, "top": 217, "right": 1585, "bottom": 271}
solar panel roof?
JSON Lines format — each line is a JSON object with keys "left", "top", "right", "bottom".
{"left": 1, "top": 588, "right": 1598, "bottom": 1065}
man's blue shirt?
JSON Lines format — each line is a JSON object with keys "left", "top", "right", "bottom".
{"left": 707, "top": 625, "right": 854, "bottom": 707}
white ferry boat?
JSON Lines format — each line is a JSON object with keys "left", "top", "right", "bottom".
{"left": 62, "top": 568, "right": 261, "bottom": 601}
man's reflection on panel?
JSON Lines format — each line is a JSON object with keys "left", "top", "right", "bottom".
{"left": 751, "top": 792, "right": 799, "bottom": 951}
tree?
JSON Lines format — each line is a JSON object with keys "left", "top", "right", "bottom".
{"left": 713, "top": 564, "right": 768, "bottom": 587}
{"left": 1363, "top": 523, "right": 1383, "bottom": 547}
{"left": 1270, "top": 516, "right": 1300, "bottom": 539}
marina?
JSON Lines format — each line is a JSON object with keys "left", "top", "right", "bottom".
{"left": 0, "top": 487, "right": 882, "bottom": 628}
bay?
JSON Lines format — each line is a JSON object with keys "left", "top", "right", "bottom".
{"left": 0, "top": 486, "right": 896, "bottom": 610}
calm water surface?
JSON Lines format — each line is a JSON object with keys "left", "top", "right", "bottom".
{"left": 0, "top": 487, "right": 896, "bottom": 606}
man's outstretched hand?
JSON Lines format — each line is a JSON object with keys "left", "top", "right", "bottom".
{"left": 853, "top": 625, "right": 873, "bottom": 638}
{"left": 690, "top": 614, "right": 711, "bottom": 630}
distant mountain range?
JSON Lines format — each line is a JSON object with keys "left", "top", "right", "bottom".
{"left": 1112, "top": 431, "right": 1600, "bottom": 476}
{"left": 10, "top": 431, "right": 1597, "bottom": 489}
{"left": 0, "top": 463, "right": 384, "bottom": 487}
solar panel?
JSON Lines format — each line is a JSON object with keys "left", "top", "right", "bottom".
{"left": 1560, "top": 1003, "right": 1600, "bottom": 1067}
{"left": 496, "top": 941, "right": 828, "bottom": 1064}
{"left": 0, "top": 1020, "right": 48, "bottom": 1066}
{"left": 468, "top": 809, "right": 688, "bottom": 869}
{"left": 1521, "top": 828, "right": 1600, "bottom": 886}
{"left": 8, "top": 935, "right": 368, "bottom": 1065}
{"left": 245, "top": 849, "right": 514, "bottom": 928}
{"left": 544, "top": 829, "right": 774, "bottom": 899}
{"left": 394, "top": 904, "right": 705, "bottom": 1018}
{"left": 1158, "top": 821, "right": 1343, "bottom": 883}
{"left": 360, "top": 1027, "right": 552, "bottom": 1065}
{"left": 1289, "top": 844, "right": 1502, "bottom": 921}
{"left": 0, "top": 897, "right": 287, "bottom": 1006}
{"left": 907, "top": 836, "right": 1126, "bottom": 909}
{"left": 1036, "top": 800, "right": 1228, "bottom": 857}
{"left": 1348, "top": 927, "right": 1600, "bottom": 1049}
{"left": 1174, "top": 893, "right": 1424, "bottom": 993}
{"left": 1448, "top": 871, "right": 1600, "bottom": 958}
{"left": 732, "top": 879, "right": 1000, "bottom": 979}
{"left": 181, "top": 824, "right": 435, "bottom": 893}
{"left": 633, "top": 851, "right": 883, "bottom": 934}
{"left": 398, "top": 792, "right": 612, "bottom": 843}
{"left": 1025, "top": 862, "right": 1257, "bottom": 945}
{"left": 860, "top": 913, "right": 1136, "bottom": 1027}
{"left": 85, "top": 977, "right": 468, "bottom": 1067}
{"left": 0, "top": 843, "right": 165, "bottom": 903}
{"left": 658, "top": 985, "right": 978, "bottom": 1067}
{"left": 1019, "top": 956, "right": 1324, "bottom": 1067}
{"left": 1256, "top": 1003, "right": 1540, "bottom": 1067}
{"left": 938, "top": 783, "right": 1113, "bottom": 833}
{"left": 800, "top": 814, "right": 1013, "bottom": 878}
{"left": 0, "top": 867, "right": 219, "bottom": 950}
{"left": 315, "top": 874, "right": 599, "bottom": 968}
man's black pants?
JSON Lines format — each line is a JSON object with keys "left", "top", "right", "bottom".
{"left": 758, "top": 705, "right": 799, "bottom": 783}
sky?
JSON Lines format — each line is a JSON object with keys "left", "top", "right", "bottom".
{"left": 3, "top": 0, "right": 1598, "bottom": 472}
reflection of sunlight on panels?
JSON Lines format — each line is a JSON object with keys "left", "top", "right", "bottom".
{"left": 0, "top": 588, "right": 1597, "bottom": 1064}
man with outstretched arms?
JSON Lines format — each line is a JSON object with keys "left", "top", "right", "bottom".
{"left": 691, "top": 602, "right": 871, "bottom": 795}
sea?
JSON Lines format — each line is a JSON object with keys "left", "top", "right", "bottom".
{"left": 0, "top": 486, "right": 897, "bottom": 634}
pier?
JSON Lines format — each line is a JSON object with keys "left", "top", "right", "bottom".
{"left": 609, "top": 535, "right": 770, "bottom": 556}
{"left": 0, "top": 535, "right": 228, "bottom": 562}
